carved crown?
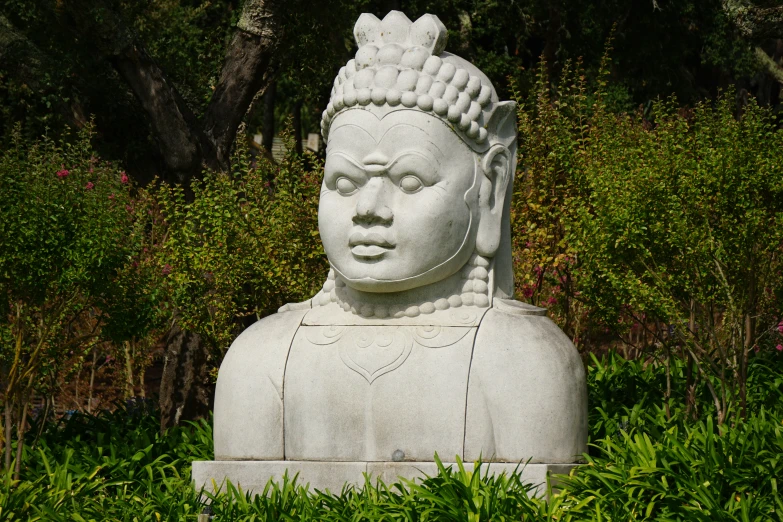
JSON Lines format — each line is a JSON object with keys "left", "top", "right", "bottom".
{"left": 321, "top": 11, "right": 498, "bottom": 149}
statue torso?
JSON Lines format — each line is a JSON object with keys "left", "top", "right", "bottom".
{"left": 284, "top": 304, "right": 487, "bottom": 461}
{"left": 214, "top": 299, "right": 587, "bottom": 464}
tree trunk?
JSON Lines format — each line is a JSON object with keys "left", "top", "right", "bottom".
{"left": 139, "top": 369, "right": 146, "bottom": 399}
{"left": 159, "top": 323, "right": 214, "bottom": 433}
{"left": 723, "top": 0, "right": 783, "bottom": 41}
{"left": 124, "top": 340, "right": 134, "bottom": 399}
{"left": 61, "top": 0, "right": 282, "bottom": 182}
{"left": 58, "top": 0, "right": 285, "bottom": 429}
{"left": 262, "top": 81, "right": 277, "bottom": 153}
{"left": 87, "top": 349, "right": 97, "bottom": 414}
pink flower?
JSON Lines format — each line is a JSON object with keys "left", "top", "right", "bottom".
{"left": 125, "top": 205, "right": 133, "bottom": 213}
{"left": 546, "top": 296, "right": 558, "bottom": 306}
{"left": 162, "top": 264, "right": 172, "bottom": 275}
{"left": 777, "top": 344, "right": 783, "bottom": 352}
{"left": 120, "top": 172, "right": 129, "bottom": 184}
{"left": 777, "top": 321, "right": 783, "bottom": 334}
{"left": 89, "top": 167, "right": 94, "bottom": 173}
{"left": 56, "top": 169, "right": 69, "bottom": 178}
{"left": 108, "top": 193, "right": 115, "bottom": 200}
{"left": 85, "top": 182, "right": 94, "bottom": 190}
{"left": 522, "top": 286, "right": 534, "bottom": 298}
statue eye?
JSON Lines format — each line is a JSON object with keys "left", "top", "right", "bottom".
{"left": 335, "top": 177, "right": 358, "bottom": 195}
{"left": 399, "top": 175, "right": 423, "bottom": 193}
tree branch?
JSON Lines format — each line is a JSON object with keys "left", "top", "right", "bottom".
{"left": 61, "top": 1, "right": 202, "bottom": 182}
{"left": 754, "top": 46, "right": 783, "bottom": 84}
{"left": 201, "top": 0, "right": 282, "bottom": 170}
{"left": 61, "top": 0, "right": 283, "bottom": 179}
{"left": 723, "top": 0, "right": 783, "bottom": 41}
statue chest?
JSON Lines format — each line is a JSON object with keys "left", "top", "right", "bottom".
{"left": 283, "top": 324, "right": 477, "bottom": 461}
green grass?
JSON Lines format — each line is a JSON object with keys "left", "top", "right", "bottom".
{"left": 1, "top": 352, "right": 782, "bottom": 521}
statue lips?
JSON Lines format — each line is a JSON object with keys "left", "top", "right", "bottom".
{"left": 348, "top": 231, "right": 396, "bottom": 259}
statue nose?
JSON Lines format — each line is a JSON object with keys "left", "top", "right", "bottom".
{"left": 354, "top": 178, "right": 393, "bottom": 224}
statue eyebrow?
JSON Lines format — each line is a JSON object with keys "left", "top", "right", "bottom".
{"left": 324, "top": 152, "right": 366, "bottom": 179}
{"left": 378, "top": 123, "right": 445, "bottom": 160}
{"left": 327, "top": 151, "right": 437, "bottom": 182}
{"left": 328, "top": 123, "right": 376, "bottom": 142}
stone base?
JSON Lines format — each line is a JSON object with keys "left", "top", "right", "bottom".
{"left": 192, "top": 460, "right": 578, "bottom": 498}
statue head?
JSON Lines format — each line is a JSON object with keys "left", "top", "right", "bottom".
{"left": 318, "top": 11, "right": 517, "bottom": 308}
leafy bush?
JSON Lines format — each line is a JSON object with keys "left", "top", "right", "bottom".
{"left": 514, "top": 59, "right": 783, "bottom": 424}
{"left": 0, "top": 124, "right": 151, "bottom": 474}
{"left": 1, "top": 355, "right": 780, "bottom": 520}
{"left": 155, "top": 135, "right": 327, "bottom": 355}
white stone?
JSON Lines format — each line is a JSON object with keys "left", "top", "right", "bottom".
{"left": 193, "top": 460, "right": 578, "bottom": 498}
{"left": 204, "top": 9, "right": 587, "bottom": 493}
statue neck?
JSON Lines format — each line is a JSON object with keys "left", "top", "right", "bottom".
{"left": 312, "top": 253, "right": 492, "bottom": 319}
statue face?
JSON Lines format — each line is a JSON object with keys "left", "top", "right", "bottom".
{"left": 320, "top": 107, "right": 478, "bottom": 292}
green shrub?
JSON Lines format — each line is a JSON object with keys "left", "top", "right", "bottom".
{"left": 0, "top": 355, "right": 780, "bottom": 521}
{"left": 0, "top": 124, "right": 151, "bottom": 474}
{"left": 514, "top": 59, "right": 783, "bottom": 424}
{"left": 155, "top": 134, "right": 327, "bottom": 357}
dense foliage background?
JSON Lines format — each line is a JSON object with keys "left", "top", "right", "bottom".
{"left": 2, "top": 0, "right": 783, "bottom": 518}
{"left": 0, "top": 355, "right": 781, "bottom": 520}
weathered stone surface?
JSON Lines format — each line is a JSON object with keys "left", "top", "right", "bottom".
{"left": 193, "top": 460, "right": 578, "bottom": 498}
{"left": 213, "top": 309, "right": 308, "bottom": 460}
{"left": 464, "top": 307, "right": 588, "bottom": 463}
{"left": 284, "top": 324, "right": 476, "bottom": 461}
{"left": 204, "top": 9, "right": 587, "bottom": 491}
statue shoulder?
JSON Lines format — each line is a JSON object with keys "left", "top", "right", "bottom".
{"left": 214, "top": 308, "right": 308, "bottom": 460}
{"left": 466, "top": 299, "right": 588, "bottom": 462}
{"left": 489, "top": 298, "right": 548, "bottom": 317}
{"left": 475, "top": 298, "right": 583, "bottom": 377}
{"left": 229, "top": 307, "right": 309, "bottom": 355}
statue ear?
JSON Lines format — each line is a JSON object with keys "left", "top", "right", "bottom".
{"left": 476, "top": 144, "right": 511, "bottom": 257}
{"left": 475, "top": 101, "right": 516, "bottom": 258}
{"left": 486, "top": 100, "right": 517, "bottom": 150}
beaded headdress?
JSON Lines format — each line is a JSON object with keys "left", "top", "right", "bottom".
{"left": 321, "top": 11, "right": 505, "bottom": 152}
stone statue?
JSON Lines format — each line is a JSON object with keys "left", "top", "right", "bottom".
{"left": 196, "top": 11, "right": 587, "bottom": 492}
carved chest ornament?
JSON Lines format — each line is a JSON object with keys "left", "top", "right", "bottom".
{"left": 304, "top": 324, "right": 472, "bottom": 384}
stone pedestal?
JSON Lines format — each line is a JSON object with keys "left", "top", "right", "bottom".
{"left": 192, "top": 460, "right": 577, "bottom": 498}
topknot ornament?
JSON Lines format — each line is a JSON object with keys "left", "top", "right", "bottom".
{"left": 322, "top": 11, "right": 513, "bottom": 152}
{"left": 354, "top": 12, "right": 447, "bottom": 55}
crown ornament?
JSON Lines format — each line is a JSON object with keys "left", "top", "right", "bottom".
{"left": 321, "top": 11, "right": 498, "bottom": 150}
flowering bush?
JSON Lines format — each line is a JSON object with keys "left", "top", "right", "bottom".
{"left": 0, "top": 124, "right": 148, "bottom": 473}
